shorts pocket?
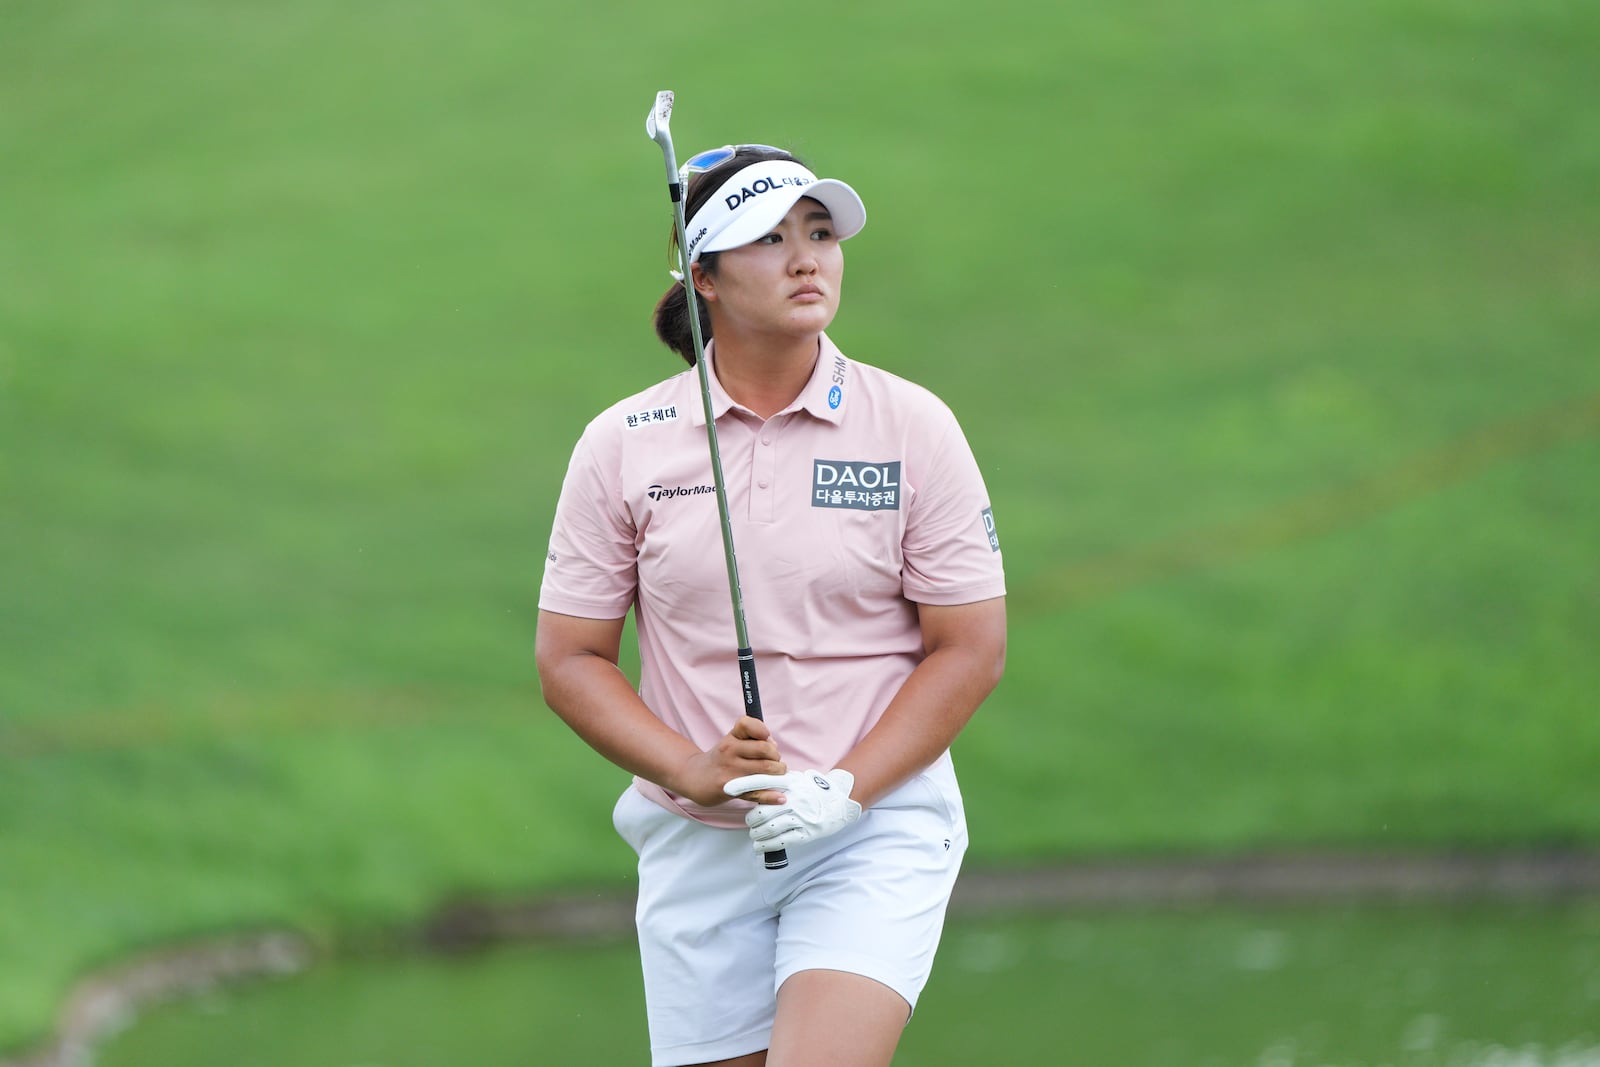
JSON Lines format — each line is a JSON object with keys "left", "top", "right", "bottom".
{"left": 612, "top": 786, "right": 668, "bottom": 854}
{"left": 880, "top": 770, "right": 963, "bottom": 837}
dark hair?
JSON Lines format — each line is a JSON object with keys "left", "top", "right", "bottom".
{"left": 652, "top": 146, "right": 802, "bottom": 365}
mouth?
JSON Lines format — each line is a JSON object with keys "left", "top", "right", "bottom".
{"left": 790, "top": 285, "right": 825, "bottom": 301}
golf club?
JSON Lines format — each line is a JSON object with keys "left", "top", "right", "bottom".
{"left": 645, "top": 89, "right": 788, "bottom": 871}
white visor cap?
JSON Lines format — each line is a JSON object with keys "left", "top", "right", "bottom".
{"left": 685, "top": 159, "right": 866, "bottom": 264}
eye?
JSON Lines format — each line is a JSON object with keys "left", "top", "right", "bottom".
{"left": 810, "top": 227, "right": 836, "bottom": 241}
{"left": 757, "top": 232, "right": 783, "bottom": 245}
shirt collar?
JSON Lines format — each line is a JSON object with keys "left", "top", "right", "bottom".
{"left": 687, "top": 335, "right": 849, "bottom": 427}
{"left": 792, "top": 333, "right": 849, "bottom": 424}
{"left": 687, "top": 340, "right": 736, "bottom": 428}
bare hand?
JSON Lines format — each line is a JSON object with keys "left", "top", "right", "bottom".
{"left": 669, "top": 716, "right": 786, "bottom": 807}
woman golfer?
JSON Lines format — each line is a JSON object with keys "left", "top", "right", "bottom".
{"left": 536, "top": 145, "right": 1006, "bottom": 1067}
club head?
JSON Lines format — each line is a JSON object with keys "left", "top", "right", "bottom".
{"left": 646, "top": 90, "right": 674, "bottom": 145}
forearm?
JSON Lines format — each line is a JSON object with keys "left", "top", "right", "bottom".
{"left": 837, "top": 611, "right": 1005, "bottom": 809}
{"left": 537, "top": 610, "right": 787, "bottom": 807}
{"left": 540, "top": 651, "right": 703, "bottom": 792}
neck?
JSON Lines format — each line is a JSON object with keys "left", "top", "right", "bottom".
{"left": 709, "top": 329, "right": 820, "bottom": 420}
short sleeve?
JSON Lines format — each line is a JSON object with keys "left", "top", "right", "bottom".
{"left": 538, "top": 420, "right": 639, "bottom": 619}
{"left": 901, "top": 414, "right": 1007, "bottom": 606}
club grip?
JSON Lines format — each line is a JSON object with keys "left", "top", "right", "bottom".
{"left": 738, "top": 647, "right": 762, "bottom": 720}
{"left": 737, "top": 647, "right": 788, "bottom": 871}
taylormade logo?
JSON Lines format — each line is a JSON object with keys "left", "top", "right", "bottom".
{"left": 647, "top": 484, "right": 715, "bottom": 501}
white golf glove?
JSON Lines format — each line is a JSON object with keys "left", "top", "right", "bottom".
{"left": 723, "top": 768, "right": 863, "bottom": 853}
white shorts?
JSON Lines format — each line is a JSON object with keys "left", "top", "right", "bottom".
{"left": 612, "top": 759, "right": 969, "bottom": 1067}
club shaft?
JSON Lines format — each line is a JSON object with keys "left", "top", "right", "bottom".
{"left": 665, "top": 183, "right": 756, "bottom": 662}
{"left": 657, "top": 117, "right": 787, "bottom": 871}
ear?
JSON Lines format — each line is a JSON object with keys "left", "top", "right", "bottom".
{"left": 691, "top": 262, "right": 717, "bottom": 302}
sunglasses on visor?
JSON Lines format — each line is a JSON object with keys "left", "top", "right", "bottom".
{"left": 677, "top": 144, "right": 786, "bottom": 185}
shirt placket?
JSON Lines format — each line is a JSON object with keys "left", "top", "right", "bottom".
{"left": 750, "top": 416, "right": 780, "bottom": 524}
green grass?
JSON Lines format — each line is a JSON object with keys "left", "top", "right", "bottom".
{"left": 98, "top": 902, "right": 1600, "bottom": 1066}
{"left": 3, "top": 0, "right": 1599, "bottom": 1055}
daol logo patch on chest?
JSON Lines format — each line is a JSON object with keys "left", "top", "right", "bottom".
{"left": 812, "top": 460, "right": 901, "bottom": 511}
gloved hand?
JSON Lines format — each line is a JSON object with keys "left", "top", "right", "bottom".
{"left": 723, "top": 768, "right": 862, "bottom": 853}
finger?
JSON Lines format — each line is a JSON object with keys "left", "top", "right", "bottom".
{"left": 748, "top": 811, "right": 802, "bottom": 839}
{"left": 730, "top": 716, "right": 771, "bottom": 742}
{"left": 723, "top": 773, "right": 786, "bottom": 797}
{"left": 735, "top": 758, "right": 787, "bottom": 782}
{"left": 731, "top": 740, "right": 783, "bottom": 766}
{"left": 743, "top": 803, "right": 793, "bottom": 830}
{"left": 752, "top": 827, "right": 806, "bottom": 853}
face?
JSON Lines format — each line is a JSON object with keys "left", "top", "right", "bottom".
{"left": 692, "top": 196, "right": 844, "bottom": 341}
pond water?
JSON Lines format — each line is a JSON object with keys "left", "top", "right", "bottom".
{"left": 100, "top": 900, "right": 1600, "bottom": 1066}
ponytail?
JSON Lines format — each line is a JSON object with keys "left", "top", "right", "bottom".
{"left": 652, "top": 269, "right": 715, "bottom": 366}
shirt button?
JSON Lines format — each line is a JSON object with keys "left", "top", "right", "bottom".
{"left": 758, "top": 480, "right": 769, "bottom": 488}
{"left": 761, "top": 437, "right": 771, "bottom": 445}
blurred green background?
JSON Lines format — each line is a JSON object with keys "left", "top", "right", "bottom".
{"left": 92, "top": 904, "right": 1600, "bottom": 1066}
{"left": 3, "top": 0, "right": 1598, "bottom": 1061}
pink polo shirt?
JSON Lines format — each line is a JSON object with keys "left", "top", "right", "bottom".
{"left": 540, "top": 334, "right": 1006, "bottom": 827}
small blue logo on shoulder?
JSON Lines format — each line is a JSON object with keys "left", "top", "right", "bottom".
{"left": 828, "top": 385, "right": 842, "bottom": 409}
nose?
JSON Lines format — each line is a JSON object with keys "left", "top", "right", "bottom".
{"left": 790, "top": 249, "right": 818, "bottom": 276}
